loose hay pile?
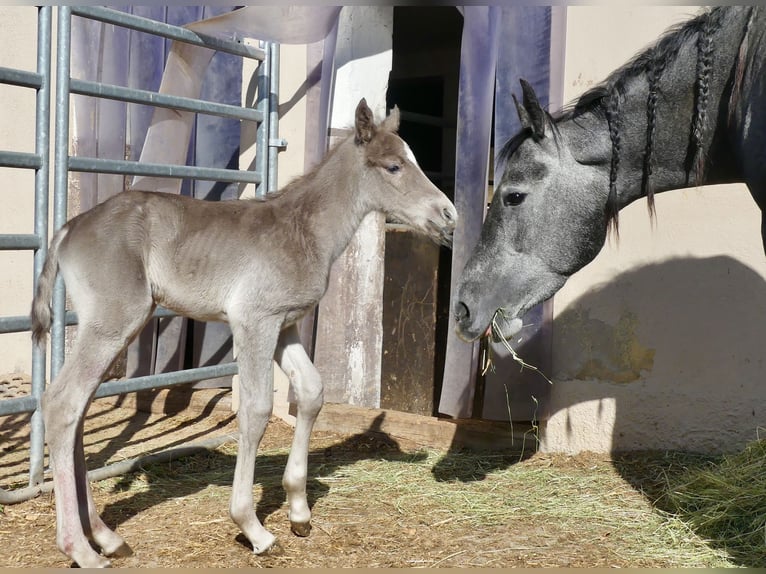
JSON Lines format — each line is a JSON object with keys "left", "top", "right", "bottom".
{"left": 2, "top": 395, "right": 761, "bottom": 567}
{"left": 661, "top": 438, "right": 766, "bottom": 566}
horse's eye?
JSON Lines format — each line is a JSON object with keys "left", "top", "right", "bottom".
{"left": 386, "top": 164, "right": 401, "bottom": 174}
{"left": 502, "top": 191, "right": 526, "bottom": 207}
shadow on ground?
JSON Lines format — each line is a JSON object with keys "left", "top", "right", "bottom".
{"left": 613, "top": 449, "right": 766, "bottom": 568}
{"left": 97, "top": 419, "right": 429, "bottom": 544}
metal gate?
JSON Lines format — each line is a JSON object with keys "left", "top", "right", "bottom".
{"left": 0, "top": 6, "right": 280, "bottom": 500}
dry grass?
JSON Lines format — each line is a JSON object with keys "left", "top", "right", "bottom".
{"left": 0, "top": 379, "right": 760, "bottom": 567}
{"left": 660, "top": 440, "right": 766, "bottom": 566}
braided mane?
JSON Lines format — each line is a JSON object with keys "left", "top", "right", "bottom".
{"left": 556, "top": 7, "right": 737, "bottom": 232}
{"left": 497, "top": 7, "right": 756, "bottom": 234}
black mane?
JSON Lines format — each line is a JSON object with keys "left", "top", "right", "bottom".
{"left": 558, "top": 7, "right": 726, "bottom": 122}
{"left": 498, "top": 6, "right": 753, "bottom": 233}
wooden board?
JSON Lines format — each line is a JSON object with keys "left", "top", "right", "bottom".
{"left": 105, "top": 387, "right": 535, "bottom": 454}
{"left": 313, "top": 211, "right": 386, "bottom": 407}
{"left": 314, "top": 402, "right": 535, "bottom": 453}
{"left": 380, "top": 229, "right": 440, "bottom": 415}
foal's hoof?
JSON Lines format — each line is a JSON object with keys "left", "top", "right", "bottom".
{"left": 290, "top": 521, "right": 312, "bottom": 537}
{"left": 250, "top": 533, "right": 278, "bottom": 555}
{"left": 104, "top": 541, "right": 134, "bottom": 558}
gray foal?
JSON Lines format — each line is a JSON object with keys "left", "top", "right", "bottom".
{"left": 31, "top": 98, "right": 457, "bottom": 567}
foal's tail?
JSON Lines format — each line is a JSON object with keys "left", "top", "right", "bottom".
{"left": 31, "top": 227, "right": 68, "bottom": 347}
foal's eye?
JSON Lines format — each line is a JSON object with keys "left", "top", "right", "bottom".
{"left": 502, "top": 191, "right": 526, "bottom": 207}
{"left": 386, "top": 164, "right": 401, "bottom": 174}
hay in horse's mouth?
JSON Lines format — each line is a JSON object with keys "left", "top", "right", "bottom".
{"left": 485, "top": 310, "right": 554, "bottom": 385}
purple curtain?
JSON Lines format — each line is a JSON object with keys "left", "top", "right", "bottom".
{"left": 439, "top": 6, "right": 501, "bottom": 418}
{"left": 439, "top": 6, "right": 556, "bottom": 418}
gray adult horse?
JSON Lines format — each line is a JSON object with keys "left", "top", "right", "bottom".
{"left": 31, "top": 98, "right": 457, "bottom": 568}
{"left": 455, "top": 6, "right": 765, "bottom": 342}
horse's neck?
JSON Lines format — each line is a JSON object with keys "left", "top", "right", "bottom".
{"left": 588, "top": 7, "right": 752, "bottom": 210}
{"left": 284, "top": 137, "right": 372, "bottom": 263}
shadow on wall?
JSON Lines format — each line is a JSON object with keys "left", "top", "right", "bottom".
{"left": 545, "top": 254, "right": 766, "bottom": 454}
{"left": 431, "top": 255, "right": 766, "bottom": 567}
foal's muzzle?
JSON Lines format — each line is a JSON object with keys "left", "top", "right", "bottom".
{"left": 432, "top": 205, "right": 457, "bottom": 248}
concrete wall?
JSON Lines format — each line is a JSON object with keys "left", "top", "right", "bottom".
{"left": 541, "top": 7, "right": 766, "bottom": 454}
{"left": 3, "top": 6, "right": 763, "bottom": 455}
{"left": 0, "top": 7, "right": 42, "bottom": 375}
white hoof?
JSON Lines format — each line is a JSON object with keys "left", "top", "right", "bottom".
{"left": 251, "top": 531, "right": 277, "bottom": 555}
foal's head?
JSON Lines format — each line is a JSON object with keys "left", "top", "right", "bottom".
{"left": 354, "top": 98, "right": 457, "bottom": 247}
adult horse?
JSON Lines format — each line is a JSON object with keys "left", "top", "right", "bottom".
{"left": 32, "top": 99, "right": 456, "bottom": 568}
{"left": 454, "top": 6, "right": 764, "bottom": 342}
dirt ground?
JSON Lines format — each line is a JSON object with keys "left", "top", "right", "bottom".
{"left": 0, "top": 376, "right": 737, "bottom": 568}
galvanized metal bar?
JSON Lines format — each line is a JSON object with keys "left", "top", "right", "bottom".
{"left": 29, "top": 4, "right": 52, "bottom": 488}
{"left": 70, "top": 78, "right": 264, "bottom": 123}
{"left": 0, "top": 151, "right": 42, "bottom": 170}
{"left": 0, "top": 362, "right": 237, "bottom": 418}
{"left": 94, "top": 362, "right": 239, "bottom": 399}
{"left": 267, "top": 42, "right": 281, "bottom": 193}
{"left": 0, "top": 66, "right": 42, "bottom": 89}
{"left": 51, "top": 6, "right": 71, "bottom": 380}
{"left": 1, "top": 309, "right": 175, "bottom": 338}
{"left": 153, "top": 307, "right": 177, "bottom": 319}
{"left": 0, "top": 433, "right": 236, "bottom": 505}
{"left": 71, "top": 6, "right": 265, "bottom": 61}
{"left": 254, "top": 41, "right": 270, "bottom": 197}
{"left": 0, "top": 311, "right": 77, "bottom": 335}
{"left": 0, "top": 396, "right": 38, "bottom": 417}
{"left": 0, "top": 235, "right": 40, "bottom": 250}
{"left": 68, "top": 156, "right": 261, "bottom": 184}
{"left": 0, "top": 307, "right": 176, "bottom": 336}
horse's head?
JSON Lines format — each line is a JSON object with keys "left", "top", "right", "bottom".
{"left": 454, "top": 80, "right": 611, "bottom": 341}
{"left": 355, "top": 98, "right": 457, "bottom": 247}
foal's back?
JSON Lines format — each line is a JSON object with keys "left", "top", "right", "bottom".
{"left": 58, "top": 190, "right": 310, "bottom": 323}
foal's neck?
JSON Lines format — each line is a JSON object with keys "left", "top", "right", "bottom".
{"left": 281, "top": 136, "right": 373, "bottom": 264}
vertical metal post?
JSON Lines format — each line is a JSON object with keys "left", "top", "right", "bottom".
{"left": 254, "top": 40, "right": 270, "bottom": 197}
{"left": 267, "top": 42, "right": 280, "bottom": 193}
{"left": 51, "top": 6, "right": 72, "bottom": 379}
{"left": 29, "top": 5, "right": 52, "bottom": 487}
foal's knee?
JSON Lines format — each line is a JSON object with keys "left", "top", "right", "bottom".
{"left": 296, "top": 372, "right": 323, "bottom": 417}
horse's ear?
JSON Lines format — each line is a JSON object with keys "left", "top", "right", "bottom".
{"left": 380, "top": 105, "right": 400, "bottom": 133}
{"left": 355, "top": 98, "right": 376, "bottom": 144}
{"left": 512, "top": 93, "right": 535, "bottom": 135}
{"left": 517, "top": 79, "right": 546, "bottom": 141}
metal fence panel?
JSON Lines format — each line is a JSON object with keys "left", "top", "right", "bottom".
{"left": 0, "top": 5, "right": 280, "bottom": 497}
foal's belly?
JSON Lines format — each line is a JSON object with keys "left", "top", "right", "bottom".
{"left": 147, "top": 264, "right": 231, "bottom": 323}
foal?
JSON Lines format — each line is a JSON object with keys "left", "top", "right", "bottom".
{"left": 31, "top": 98, "right": 457, "bottom": 568}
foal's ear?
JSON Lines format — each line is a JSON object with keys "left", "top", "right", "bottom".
{"left": 380, "top": 105, "right": 400, "bottom": 133}
{"left": 515, "top": 78, "right": 547, "bottom": 141}
{"left": 355, "top": 98, "right": 376, "bottom": 144}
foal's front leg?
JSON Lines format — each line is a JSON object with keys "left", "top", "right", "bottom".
{"left": 274, "top": 324, "right": 323, "bottom": 537}
{"left": 229, "top": 316, "right": 281, "bottom": 554}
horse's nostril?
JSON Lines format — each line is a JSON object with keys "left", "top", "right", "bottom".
{"left": 454, "top": 301, "right": 470, "bottom": 323}
{"left": 442, "top": 207, "right": 455, "bottom": 222}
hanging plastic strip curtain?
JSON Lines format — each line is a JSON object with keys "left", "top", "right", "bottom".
{"left": 439, "top": 6, "right": 556, "bottom": 418}
{"left": 132, "top": 6, "right": 341, "bottom": 193}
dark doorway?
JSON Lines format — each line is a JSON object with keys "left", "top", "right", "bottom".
{"left": 381, "top": 7, "right": 462, "bottom": 416}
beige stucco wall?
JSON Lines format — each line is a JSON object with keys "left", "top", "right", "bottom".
{"left": 0, "top": 7, "right": 42, "bottom": 375}
{"left": 4, "top": 6, "right": 761, "bottom": 455}
{"left": 541, "top": 7, "right": 766, "bottom": 454}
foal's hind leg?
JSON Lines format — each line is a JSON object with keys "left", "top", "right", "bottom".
{"left": 74, "top": 419, "right": 133, "bottom": 558}
{"left": 274, "top": 324, "right": 323, "bottom": 537}
{"left": 228, "top": 314, "right": 282, "bottom": 554}
{"left": 43, "top": 305, "right": 153, "bottom": 567}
